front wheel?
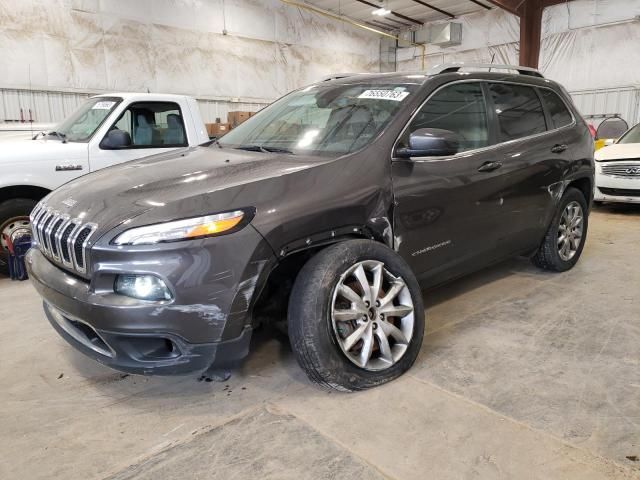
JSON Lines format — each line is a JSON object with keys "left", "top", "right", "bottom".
{"left": 0, "top": 198, "right": 37, "bottom": 275}
{"left": 532, "top": 187, "right": 589, "bottom": 272}
{"left": 288, "top": 240, "right": 425, "bottom": 392}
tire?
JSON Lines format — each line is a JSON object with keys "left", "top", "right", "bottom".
{"left": 288, "top": 239, "right": 425, "bottom": 392}
{"left": 0, "top": 198, "right": 37, "bottom": 275}
{"left": 532, "top": 187, "right": 588, "bottom": 272}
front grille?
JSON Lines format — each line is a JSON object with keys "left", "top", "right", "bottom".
{"left": 599, "top": 187, "right": 640, "bottom": 197}
{"left": 30, "top": 203, "right": 98, "bottom": 275}
{"left": 601, "top": 163, "right": 640, "bottom": 178}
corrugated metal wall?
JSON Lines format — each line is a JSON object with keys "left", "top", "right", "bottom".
{"left": 570, "top": 87, "right": 640, "bottom": 128}
{"left": 0, "top": 89, "right": 90, "bottom": 123}
{"left": 0, "top": 88, "right": 270, "bottom": 125}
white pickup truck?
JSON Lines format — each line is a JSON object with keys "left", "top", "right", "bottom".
{"left": 0, "top": 92, "right": 210, "bottom": 273}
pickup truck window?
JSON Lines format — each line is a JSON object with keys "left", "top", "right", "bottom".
{"left": 54, "top": 97, "right": 122, "bottom": 142}
{"left": 108, "top": 101, "right": 187, "bottom": 148}
{"left": 219, "top": 83, "right": 419, "bottom": 156}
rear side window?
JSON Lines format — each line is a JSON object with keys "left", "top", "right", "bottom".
{"left": 406, "top": 82, "right": 490, "bottom": 152}
{"left": 540, "top": 89, "right": 573, "bottom": 129}
{"left": 488, "top": 83, "right": 547, "bottom": 142}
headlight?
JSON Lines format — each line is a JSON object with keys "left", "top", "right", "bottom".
{"left": 115, "top": 274, "right": 172, "bottom": 301}
{"left": 112, "top": 209, "right": 250, "bottom": 246}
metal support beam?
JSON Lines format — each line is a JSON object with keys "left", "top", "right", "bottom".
{"left": 519, "top": 0, "right": 542, "bottom": 68}
{"left": 367, "top": 19, "right": 399, "bottom": 30}
{"left": 409, "top": 0, "right": 455, "bottom": 19}
{"left": 354, "top": 0, "right": 424, "bottom": 25}
{"left": 383, "top": 16, "right": 413, "bottom": 28}
{"left": 468, "top": 0, "right": 492, "bottom": 9}
{"left": 488, "top": 0, "right": 571, "bottom": 68}
{"left": 486, "top": 0, "right": 524, "bottom": 16}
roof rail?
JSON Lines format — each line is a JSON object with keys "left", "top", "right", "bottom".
{"left": 320, "top": 73, "right": 360, "bottom": 82}
{"left": 427, "top": 63, "right": 544, "bottom": 78}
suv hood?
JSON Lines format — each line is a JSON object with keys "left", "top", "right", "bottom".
{"left": 595, "top": 143, "right": 640, "bottom": 162}
{"left": 43, "top": 146, "right": 335, "bottom": 235}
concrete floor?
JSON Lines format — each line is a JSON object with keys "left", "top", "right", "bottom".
{"left": 1, "top": 205, "right": 639, "bottom": 480}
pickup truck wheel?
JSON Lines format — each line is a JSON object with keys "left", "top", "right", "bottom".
{"left": 0, "top": 199, "right": 37, "bottom": 274}
{"left": 288, "top": 239, "right": 425, "bottom": 392}
{"left": 532, "top": 187, "right": 588, "bottom": 272}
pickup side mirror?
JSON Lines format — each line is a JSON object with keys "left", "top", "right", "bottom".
{"left": 396, "top": 128, "right": 460, "bottom": 158}
{"left": 100, "top": 129, "right": 132, "bottom": 150}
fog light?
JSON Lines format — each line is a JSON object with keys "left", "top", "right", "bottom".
{"left": 114, "top": 275, "right": 172, "bottom": 301}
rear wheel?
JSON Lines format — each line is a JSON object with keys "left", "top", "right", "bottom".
{"left": 532, "top": 187, "right": 588, "bottom": 272}
{"left": 0, "top": 199, "right": 37, "bottom": 275}
{"left": 288, "top": 240, "right": 425, "bottom": 392}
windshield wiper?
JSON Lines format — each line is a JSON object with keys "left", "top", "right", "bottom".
{"left": 46, "top": 131, "right": 67, "bottom": 143}
{"left": 234, "top": 145, "right": 293, "bottom": 154}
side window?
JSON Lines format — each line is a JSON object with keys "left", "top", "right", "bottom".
{"left": 488, "top": 83, "right": 547, "bottom": 142}
{"left": 107, "top": 102, "right": 187, "bottom": 148}
{"left": 405, "top": 82, "right": 490, "bottom": 153}
{"left": 539, "top": 89, "right": 573, "bottom": 129}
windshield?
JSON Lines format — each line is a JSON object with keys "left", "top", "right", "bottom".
{"left": 219, "top": 83, "right": 417, "bottom": 156}
{"left": 53, "top": 97, "right": 122, "bottom": 142}
{"left": 617, "top": 123, "right": 640, "bottom": 144}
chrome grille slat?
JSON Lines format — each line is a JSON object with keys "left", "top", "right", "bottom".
{"left": 39, "top": 212, "right": 55, "bottom": 255}
{"left": 51, "top": 215, "right": 70, "bottom": 261}
{"left": 46, "top": 215, "right": 64, "bottom": 260}
{"left": 29, "top": 206, "right": 45, "bottom": 245}
{"left": 30, "top": 202, "right": 98, "bottom": 276}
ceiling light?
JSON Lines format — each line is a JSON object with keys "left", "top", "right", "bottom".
{"left": 372, "top": 7, "right": 391, "bottom": 16}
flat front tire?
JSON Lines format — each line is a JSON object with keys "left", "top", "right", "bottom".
{"left": 288, "top": 240, "right": 425, "bottom": 392}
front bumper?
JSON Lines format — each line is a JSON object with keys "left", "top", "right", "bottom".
{"left": 43, "top": 300, "right": 251, "bottom": 375}
{"left": 26, "top": 225, "right": 275, "bottom": 375}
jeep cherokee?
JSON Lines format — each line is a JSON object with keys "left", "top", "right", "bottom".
{"left": 26, "top": 64, "right": 594, "bottom": 391}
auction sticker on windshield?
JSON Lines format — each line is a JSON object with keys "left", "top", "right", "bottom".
{"left": 358, "top": 90, "right": 410, "bottom": 102}
{"left": 92, "top": 101, "right": 116, "bottom": 110}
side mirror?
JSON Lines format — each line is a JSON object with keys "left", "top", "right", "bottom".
{"left": 100, "top": 129, "right": 132, "bottom": 150}
{"left": 396, "top": 128, "right": 460, "bottom": 158}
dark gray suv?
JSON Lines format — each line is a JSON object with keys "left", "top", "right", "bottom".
{"left": 26, "top": 64, "right": 594, "bottom": 391}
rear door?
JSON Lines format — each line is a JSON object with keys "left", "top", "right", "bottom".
{"left": 485, "top": 83, "right": 571, "bottom": 252}
{"left": 392, "top": 81, "right": 510, "bottom": 281}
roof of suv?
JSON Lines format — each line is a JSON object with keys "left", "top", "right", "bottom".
{"left": 321, "top": 64, "right": 557, "bottom": 89}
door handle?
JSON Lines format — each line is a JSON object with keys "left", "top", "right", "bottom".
{"left": 477, "top": 161, "right": 503, "bottom": 173}
{"left": 551, "top": 144, "right": 568, "bottom": 153}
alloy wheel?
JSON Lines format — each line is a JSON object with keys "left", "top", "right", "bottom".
{"left": 330, "top": 260, "right": 415, "bottom": 371}
{"left": 557, "top": 201, "right": 584, "bottom": 261}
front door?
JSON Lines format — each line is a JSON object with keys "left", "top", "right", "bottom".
{"left": 392, "top": 81, "right": 510, "bottom": 282}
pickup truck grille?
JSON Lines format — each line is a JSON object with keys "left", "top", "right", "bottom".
{"left": 601, "top": 163, "right": 640, "bottom": 178}
{"left": 30, "top": 203, "right": 98, "bottom": 275}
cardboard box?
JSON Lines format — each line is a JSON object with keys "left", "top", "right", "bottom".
{"left": 206, "top": 122, "right": 231, "bottom": 137}
{"left": 227, "top": 111, "right": 253, "bottom": 128}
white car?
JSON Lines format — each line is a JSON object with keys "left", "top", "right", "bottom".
{"left": 0, "top": 93, "right": 210, "bottom": 272}
{"left": 594, "top": 122, "right": 640, "bottom": 204}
